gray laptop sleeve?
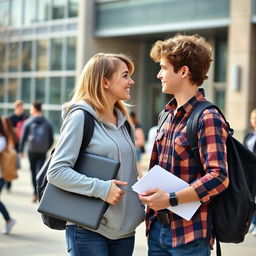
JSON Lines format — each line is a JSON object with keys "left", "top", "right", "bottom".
{"left": 38, "top": 153, "right": 120, "bottom": 230}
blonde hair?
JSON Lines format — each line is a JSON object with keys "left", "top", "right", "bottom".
{"left": 70, "top": 53, "right": 134, "bottom": 118}
{"left": 13, "top": 100, "right": 24, "bottom": 108}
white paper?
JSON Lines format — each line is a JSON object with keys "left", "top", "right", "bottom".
{"left": 132, "top": 165, "right": 201, "bottom": 221}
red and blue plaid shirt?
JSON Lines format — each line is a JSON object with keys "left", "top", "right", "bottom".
{"left": 146, "top": 89, "right": 229, "bottom": 248}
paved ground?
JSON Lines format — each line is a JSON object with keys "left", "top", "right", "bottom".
{"left": 0, "top": 156, "right": 255, "bottom": 256}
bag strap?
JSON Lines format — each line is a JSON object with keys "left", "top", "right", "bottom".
{"left": 80, "top": 111, "right": 95, "bottom": 152}
{"left": 157, "top": 110, "right": 169, "bottom": 132}
{"left": 124, "top": 120, "right": 135, "bottom": 143}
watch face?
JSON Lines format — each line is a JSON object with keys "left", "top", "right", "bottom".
{"left": 169, "top": 193, "right": 178, "bottom": 207}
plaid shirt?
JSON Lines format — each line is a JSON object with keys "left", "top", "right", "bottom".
{"left": 146, "top": 89, "right": 229, "bottom": 248}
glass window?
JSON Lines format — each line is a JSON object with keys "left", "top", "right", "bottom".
{"left": 10, "top": 0, "right": 22, "bottom": 27}
{"left": 214, "top": 39, "right": 227, "bottom": 82}
{"left": 66, "top": 37, "right": 76, "bottom": 70}
{"left": 24, "top": 0, "right": 37, "bottom": 25}
{"left": 7, "top": 79, "right": 18, "bottom": 103}
{"left": 0, "top": 79, "right": 5, "bottom": 102}
{"left": 50, "top": 38, "right": 63, "bottom": 70}
{"left": 0, "top": 0, "right": 9, "bottom": 26}
{"left": 49, "top": 77, "right": 61, "bottom": 104}
{"left": 8, "top": 42, "right": 19, "bottom": 72}
{"left": 35, "top": 78, "right": 46, "bottom": 102}
{"left": 21, "top": 78, "right": 31, "bottom": 103}
{"left": 52, "top": 0, "right": 65, "bottom": 20}
{"left": 22, "top": 41, "right": 33, "bottom": 71}
{"left": 38, "top": 0, "right": 50, "bottom": 22}
{"left": 64, "top": 76, "right": 75, "bottom": 101}
{"left": 48, "top": 110, "right": 61, "bottom": 133}
{"left": 214, "top": 88, "right": 225, "bottom": 112}
{"left": 36, "top": 40, "right": 48, "bottom": 71}
{"left": 0, "top": 43, "right": 6, "bottom": 72}
{"left": 68, "top": 0, "right": 78, "bottom": 17}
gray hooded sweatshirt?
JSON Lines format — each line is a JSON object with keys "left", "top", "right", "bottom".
{"left": 47, "top": 102, "right": 145, "bottom": 239}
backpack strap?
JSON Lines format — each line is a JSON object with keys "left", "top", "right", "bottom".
{"left": 124, "top": 120, "right": 135, "bottom": 143}
{"left": 80, "top": 111, "right": 95, "bottom": 152}
{"left": 157, "top": 110, "right": 169, "bottom": 132}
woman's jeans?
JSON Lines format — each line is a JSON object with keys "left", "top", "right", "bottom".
{"left": 148, "top": 219, "right": 210, "bottom": 256}
{"left": 66, "top": 225, "right": 135, "bottom": 256}
{"left": 0, "top": 178, "right": 10, "bottom": 221}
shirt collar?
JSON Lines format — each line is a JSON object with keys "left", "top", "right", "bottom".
{"left": 164, "top": 88, "right": 206, "bottom": 115}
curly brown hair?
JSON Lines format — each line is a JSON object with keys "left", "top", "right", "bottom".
{"left": 150, "top": 34, "right": 213, "bottom": 86}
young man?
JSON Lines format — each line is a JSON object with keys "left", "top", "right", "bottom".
{"left": 139, "top": 34, "right": 229, "bottom": 255}
{"left": 19, "top": 101, "right": 54, "bottom": 202}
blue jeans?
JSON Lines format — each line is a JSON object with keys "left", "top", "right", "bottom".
{"left": 0, "top": 178, "right": 10, "bottom": 221}
{"left": 148, "top": 219, "right": 210, "bottom": 256}
{"left": 66, "top": 225, "right": 135, "bottom": 256}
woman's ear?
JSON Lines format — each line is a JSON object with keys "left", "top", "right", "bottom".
{"left": 103, "top": 78, "right": 110, "bottom": 89}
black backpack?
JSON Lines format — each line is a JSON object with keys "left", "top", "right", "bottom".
{"left": 29, "top": 120, "right": 52, "bottom": 153}
{"left": 186, "top": 101, "right": 256, "bottom": 255}
{"left": 36, "top": 110, "right": 133, "bottom": 230}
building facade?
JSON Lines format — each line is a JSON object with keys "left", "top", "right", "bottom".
{"left": 0, "top": 0, "right": 78, "bottom": 132}
{"left": 0, "top": 0, "right": 255, "bottom": 139}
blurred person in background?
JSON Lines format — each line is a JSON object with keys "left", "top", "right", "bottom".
{"left": 129, "top": 111, "right": 145, "bottom": 178}
{"left": 19, "top": 101, "right": 54, "bottom": 203}
{"left": 244, "top": 108, "right": 256, "bottom": 236}
{"left": 0, "top": 118, "right": 17, "bottom": 235}
{"left": 7, "top": 100, "right": 27, "bottom": 192}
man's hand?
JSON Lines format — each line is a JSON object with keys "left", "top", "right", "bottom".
{"left": 139, "top": 188, "right": 170, "bottom": 211}
{"left": 106, "top": 180, "right": 127, "bottom": 205}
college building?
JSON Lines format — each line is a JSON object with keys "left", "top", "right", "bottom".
{"left": 0, "top": 0, "right": 255, "bottom": 139}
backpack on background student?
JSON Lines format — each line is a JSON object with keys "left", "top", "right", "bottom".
{"left": 29, "top": 120, "right": 52, "bottom": 153}
{"left": 186, "top": 101, "right": 256, "bottom": 256}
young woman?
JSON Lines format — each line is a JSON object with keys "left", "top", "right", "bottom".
{"left": 0, "top": 118, "right": 16, "bottom": 235}
{"left": 47, "top": 53, "right": 145, "bottom": 256}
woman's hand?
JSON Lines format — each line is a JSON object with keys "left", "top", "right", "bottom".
{"left": 106, "top": 180, "right": 127, "bottom": 205}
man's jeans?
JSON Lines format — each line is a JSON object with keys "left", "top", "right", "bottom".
{"left": 28, "top": 151, "right": 46, "bottom": 195}
{"left": 66, "top": 225, "right": 135, "bottom": 256}
{"left": 148, "top": 219, "right": 210, "bottom": 256}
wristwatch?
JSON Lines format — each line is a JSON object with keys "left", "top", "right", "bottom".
{"left": 169, "top": 192, "right": 178, "bottom": 207}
